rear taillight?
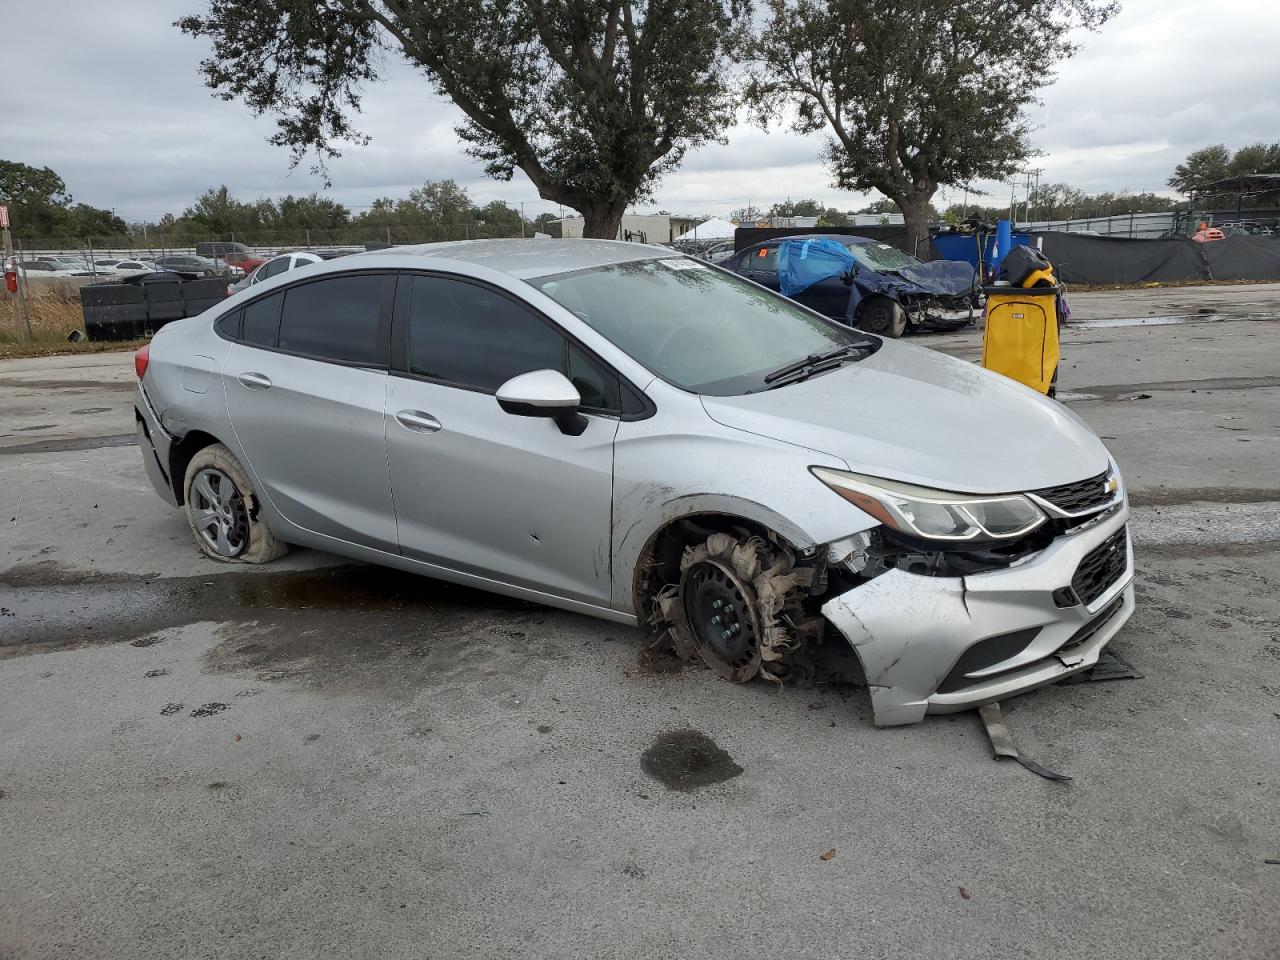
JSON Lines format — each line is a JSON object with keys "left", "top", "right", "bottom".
{"left": 134, "top": 344, "right": 150, "bottom": 380}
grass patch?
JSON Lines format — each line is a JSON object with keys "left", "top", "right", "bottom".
{"left": 0, "top": 294, "right": 145, "bottom": 359}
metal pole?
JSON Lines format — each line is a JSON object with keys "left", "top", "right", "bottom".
{"left": 88, "top": 237, "right": 96, "bottom": 277}
{"left": 3, "top": 226, "right": 33, "bottom": 342}
{"left": 520, "top": 202, "right": 525, "bottom": 238}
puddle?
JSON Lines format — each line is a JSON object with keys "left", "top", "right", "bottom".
{"left": 0, "top": 434, "right": 135, "bottom": 455}
{"left": 640, "top": 729, "right": 743, "bottom": 792}
{"left": 0, "top": 563, "right": 536, "bottom": 653}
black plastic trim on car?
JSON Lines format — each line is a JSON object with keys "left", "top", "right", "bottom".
{"left": 1071, "top": 527, "right": 1129, "bottom": 607}
{"left": 1031, "top": 469, "right": 1117, "bottom": 516}
{"left": 935, "top": 628, "right": 1043, "bottom": 694}
{"left": 387, "top": 268, "right": 656, "bottom": 422}
{"left": 1056, "top": 594, "right": 1125, "bottom": 655}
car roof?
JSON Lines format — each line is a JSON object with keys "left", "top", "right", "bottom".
{"left": 355, "top": 238, "right": 679, "bottom": 279}
{"left": 751, "top": 233, "right": 879, "bottom": 249}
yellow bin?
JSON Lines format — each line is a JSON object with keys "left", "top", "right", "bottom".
{"left": 981, "top": 285, "right": 1061, "bottom": 396}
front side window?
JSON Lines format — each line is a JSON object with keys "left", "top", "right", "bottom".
{"left": 406, "top": 275, "right": 564, "bottom": 391}
{"left": 277, "top": 274, "right": 388, "bottom": 364}
{"left": 405, "top": 275, "right": 619, "bottom": 412}
{"left": 531, "top": 258, "right": 877, "bottom": 396}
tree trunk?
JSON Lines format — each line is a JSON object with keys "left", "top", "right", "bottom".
{"left": 580, "top": 203, "right": 628, "bottom": 240}
{"left": 898, "top": 190, "right": 935, "bottom": 259}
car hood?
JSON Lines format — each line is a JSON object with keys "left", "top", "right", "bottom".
{"left": 700, "top": 341, "right": 1109, "bottom": 493}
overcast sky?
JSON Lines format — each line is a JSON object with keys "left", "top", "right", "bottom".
{"left": 7, "top": 0, "right": 1277, "bottom": 222}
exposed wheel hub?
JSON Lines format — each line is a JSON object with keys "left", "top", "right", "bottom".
{"left": 679, "top": 558, "right": 763, "bottom": 682}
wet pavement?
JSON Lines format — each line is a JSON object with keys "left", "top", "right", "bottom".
{"left": 2, "top": 308, "right": 1279, "bottom": 960}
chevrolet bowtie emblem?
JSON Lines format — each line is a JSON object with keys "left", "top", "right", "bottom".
{"left": 1103, "top": 474, "right": 1119, "bottom": 496}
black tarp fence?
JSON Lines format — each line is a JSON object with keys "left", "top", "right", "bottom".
{"left": 1032, "top": 234, "right": 1280, "bottom": 285}
{"left": 80, "top": 276, "right": 228, "bottom": 341}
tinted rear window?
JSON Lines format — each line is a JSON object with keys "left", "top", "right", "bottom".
{"left": 241, "top": 293, "right": 282, "bottom": 347}
{"left": 277, "top": 274, "right": 388, "bottom": 364}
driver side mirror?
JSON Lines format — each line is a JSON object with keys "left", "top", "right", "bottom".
{"left": 495, "top": 369, "right": 588, "bottom": 436}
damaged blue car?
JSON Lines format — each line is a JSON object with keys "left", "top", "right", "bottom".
{"left": 723, "top": 233, "right": 980, "bottom": 338}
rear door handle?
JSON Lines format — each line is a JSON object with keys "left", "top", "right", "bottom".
{"left": 395, "top": 410, "right": 442, "bottom": 433}
{"left": 237, "top": 372, "right": 272, "bottom": 390}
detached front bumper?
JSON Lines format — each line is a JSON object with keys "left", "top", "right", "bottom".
{"left": 822, "top": 505, "right": 1134, "bottom": 726}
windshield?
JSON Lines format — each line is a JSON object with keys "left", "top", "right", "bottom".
{"left": 848, "top": 241, "right": 920, "bottom": 273}
{"left": 530, "top": 258, "right": 879, "bottom": 395}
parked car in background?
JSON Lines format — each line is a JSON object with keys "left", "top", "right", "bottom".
{"left": 152, "top": 254, "right": 243, "bottom": 277}
{"left": 20, "top": 259, "right": 83, "bottom": 276}
{"left": 134, "top": 238, "right": 1133, "bottom": 728}
{"left": 195, "top": 241, "right": 268, "bottom": 275}
{"left": 93, "top": 258, "right": 156, "bottom": 276}
{"left": 724, "top": 234, "right": 979, "bottom": 337}
{"left": 36, "top": 255, "right": 97, "bottom": 274}
{"left": 225, "top": 251, "right": 330, "bottom": 296}
{"left": 702, "top": 240, "right": 738, "bottom": 264}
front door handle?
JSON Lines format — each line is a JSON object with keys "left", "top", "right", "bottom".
{"left": 237, "top": 372, "right": 272, "bottom": 390}
{"left": 395, "top": 410, "right": 442, "bottom": 433}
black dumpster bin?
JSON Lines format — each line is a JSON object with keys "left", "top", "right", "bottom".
{"left": 80, "top": 283, "right": 148, "bottom": 340}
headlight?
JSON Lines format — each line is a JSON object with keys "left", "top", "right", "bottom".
{"left": 810, "top": 468, "right": 1046, "bottom": 541}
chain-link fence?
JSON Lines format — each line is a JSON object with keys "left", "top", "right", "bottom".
{"left": 10, "top": 220, "right": 539, "bottom": 274}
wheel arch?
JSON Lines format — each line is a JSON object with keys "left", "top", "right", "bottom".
{"left": 168, "top": 429, "right": 224, "bottom": 505}
{"left": 626, "top": 505, "right": 812, "bottom": 619}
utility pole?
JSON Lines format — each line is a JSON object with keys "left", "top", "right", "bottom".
{"left": 1, "top": 206, "right": 33, "bottom": 343}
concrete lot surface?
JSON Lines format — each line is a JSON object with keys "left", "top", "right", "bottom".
{"left": 2, "top": 287, "right": 1279, "bottom": 959}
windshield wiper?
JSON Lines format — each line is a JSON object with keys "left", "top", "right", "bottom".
{"left": 762, "top": 343, "right": 869, "bottom": 387}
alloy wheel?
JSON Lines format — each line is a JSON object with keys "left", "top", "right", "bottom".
{"left": 190, "top": 468, "right": 249, "bottom": 558}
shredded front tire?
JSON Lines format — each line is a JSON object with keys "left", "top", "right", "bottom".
{"left": 652, "top": 531, "right": 821, "bottom": 686}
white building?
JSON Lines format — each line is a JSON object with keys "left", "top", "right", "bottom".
{"left": 554, "top": 214, "right": 701, "bottom": 243}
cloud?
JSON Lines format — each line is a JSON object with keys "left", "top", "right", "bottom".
{"left": 5, "top": 0, "right": 1278, "bottom": 223}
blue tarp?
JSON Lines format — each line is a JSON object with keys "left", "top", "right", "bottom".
{"left": 777, "top": 237, "right": 857, "bottom": 297}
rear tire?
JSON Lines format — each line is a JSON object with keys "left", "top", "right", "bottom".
{"left": 858, "top": 296, "right": 907, "bottom": 338}
{"left": 183, "top": 443, "right": 288, "bottom": 564}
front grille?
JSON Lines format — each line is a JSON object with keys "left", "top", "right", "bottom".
{"left": 1032, "top": 470, "right": 1116, "bottom": 515}
{"left": 1071, "top": 527, "right": 1128, "bottom": 606}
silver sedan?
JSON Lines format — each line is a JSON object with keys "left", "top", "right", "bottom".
{"left": 134, "top": 239, "right": 1134, "bottom": 726}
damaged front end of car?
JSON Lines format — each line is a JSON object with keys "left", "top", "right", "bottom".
{"left": 643, "top": 464, "right": 1135, "bottom": 727}
{"left": 818, "top": 465, "right": 1134, "bottom": 725}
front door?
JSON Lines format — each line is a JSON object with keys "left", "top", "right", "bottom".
{"left": 222, "top": 272, "right": 398, "bottom": 550}
{"left": 385, "top": 274, "right": 618, "bottom": 606}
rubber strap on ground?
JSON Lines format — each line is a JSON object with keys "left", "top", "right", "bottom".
{"left": 978, "top": 701, "right": 1072, "bottom": 782}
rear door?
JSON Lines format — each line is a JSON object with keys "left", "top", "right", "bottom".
{"left": 384, "top": 273, "right": 619, "bottom": 606}
{"left": 221, "top": 271, "right": 398, "bottom": 551}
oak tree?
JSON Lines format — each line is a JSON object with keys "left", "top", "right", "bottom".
{"left": 747, "top": 0, "right": 1117, "bottom": 253}
{"left": 179, "top": 0, "right": 746, "bottom": 239}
